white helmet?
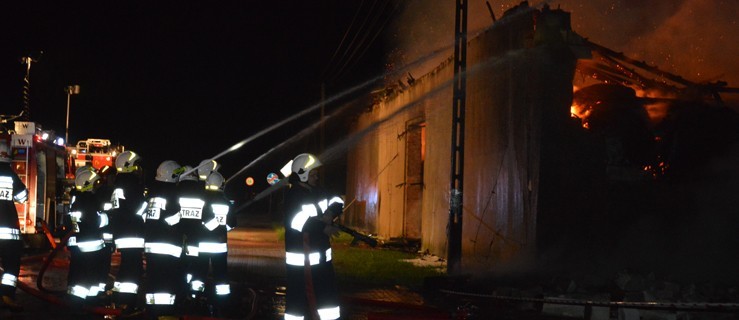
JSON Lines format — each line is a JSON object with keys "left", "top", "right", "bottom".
{"left": 0, "top": 142, "right": 11, "bottom": 163}
{"left": 205, "top": 171, "right": 225, "bottom": 191}
{"left": 155, "top": 160, "right": 181, "bottom": 183}
{"left": 115, "top": 150, "right": 141, "bottom": 173}
{"left": 75, "top": 170, "right": 100, "bottom": 192}
{"left": 291, "top": 153, "right": 321, "bottom": 182}
{"left": 179, "top": 165, "right": 198, "bottom": 182}
{"left": 197, "top": 159, "right": 221, "bottom": 181}
{"left": 75, "top": 165, "right": 96, "bottom": 177}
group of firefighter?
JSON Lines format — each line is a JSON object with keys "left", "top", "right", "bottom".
{"left": 61, "top": 151, "right": 236, "bottom": 318}
{"left": 0, "top": 147, "right": 344, "bottom": 320}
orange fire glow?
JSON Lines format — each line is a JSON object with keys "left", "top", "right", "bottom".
{"left": 571, "top": 85, "right": 677, "bottom": 130}
{"left": 635, "top": 88, "right": 674, "bottom": 125}
{"left": 570, "top": 101, "right": 592, "bottom": 129}
{"left": 570, "top": 86, "right": 593, "bottom": 129}
{"left": 643, "top": 161, "right": 669, "bottom": 179}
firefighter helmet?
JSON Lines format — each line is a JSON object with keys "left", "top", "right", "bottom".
{"left": 75, "top": 170, "right": 100, "bottom": 192}
{"left": 75, "top": 165, "right": 96, "bottom": 177}
{"left": 156, "top": 160, "right": 182, "bottom": 183}
{"left": 205, "top": 171, "right": 225, "bottom": 191}
{"left": 197, "top": 159, "right": 221, "bottom": 181}
{"left": 115, "top": 151, "right": 141, "bottom": 173}
{"left": 179, "top": 165, "right": 198, "bottom": 182}
{"left": 291, "top": 153, "right": 321, "bottom": 183}
{"left": 0, "top": 143, "right": 10, "bottom": 163}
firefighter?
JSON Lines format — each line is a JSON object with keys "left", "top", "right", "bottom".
{"left": 283, "top": 153, "right": 344, "bottom": 320}
{"left": 176, "top": 165, "right": 208, "bottom": 303}
{"left": 66, "top": 169, "right": 108, "bottom": 305}
{"left": 143, "top": 160, "right": 184, "bottom": 319}
{"left": 198, "top": 171, "right": 236, "bottom": 316}
{"left": 109, "top": 150, "right": 147, "bottom": 315}
{"left": 62, "top": 165, "right": 97, "bottom": 303}
{"left": 0, "top": 142, "right": 28, "bottom": 312}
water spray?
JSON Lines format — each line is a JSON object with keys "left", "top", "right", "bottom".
{"left": 230, "top": 47, "right": 526, "bottom": 213}
{"left": 205, "top": 43, "right": 456, "bottom": 186}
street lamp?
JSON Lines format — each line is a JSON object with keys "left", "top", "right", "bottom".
{"left": 64, "top": 85, "right": 80, "bottom": 145}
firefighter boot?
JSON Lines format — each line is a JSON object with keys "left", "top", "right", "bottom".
{"left": 1, "top": 295, "right": 24, "bottom": 312}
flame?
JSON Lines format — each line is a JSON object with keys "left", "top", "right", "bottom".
{"left": 572, "top": 85, "right": 676, "bottom": 130}
{"left": 635, "top": 88, "right": 674, "bottom": 125}
{"left": 570, "top": 102, "right": 592, "bottom": 129}
{"left": 570, "top": 86, "right": 591, "bottom": 129}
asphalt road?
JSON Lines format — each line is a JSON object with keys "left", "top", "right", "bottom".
{"left": 3, "top": 212, "right": 589, "bottom": 320}
{"left": 3, "top": 213, "right": 432, "bottom": 320}
{"left": 5, "top": 214, "right": 282, "bottom": 320}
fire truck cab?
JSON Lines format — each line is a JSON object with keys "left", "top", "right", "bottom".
{"left": 66, "top": 138, "right": 124, "bottom": 181}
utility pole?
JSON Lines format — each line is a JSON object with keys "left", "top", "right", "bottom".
{"left": 20, "top": 55, "right": 39, "bottom": 121}
{"left": 447, "top": 0, "right": 468, "bottom": 276}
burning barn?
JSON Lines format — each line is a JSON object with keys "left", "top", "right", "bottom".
{"left": 342, "top": 2, "right": 739, "bottom": 283}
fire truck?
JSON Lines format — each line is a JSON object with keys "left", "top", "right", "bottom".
{"left": 0, "top": 120, "right": 67, "bottom": 236}
{"left": 66, "top": 138, "right": 124, "bottom": 179}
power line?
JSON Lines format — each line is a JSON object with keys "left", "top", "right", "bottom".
{"left": 326, "top": 0, "right": 385, "bottom": 83}
{"left": 320, "top": 0, "right": 366, "bottom": 81}
{"left": 330, "top": 0, "right": 402, "bottom": 85}
{"left": 322, "top": 0, "right": 398, "bottom": 85}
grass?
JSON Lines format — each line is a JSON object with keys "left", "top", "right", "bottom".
{"left": 331, "top": 233, "right": 445, "bottom": 289}
{"left": 273, "top": 226, "right": 445, "bottom": 289}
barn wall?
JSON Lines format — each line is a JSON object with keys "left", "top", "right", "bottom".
{"left": 346, "top": 6, "right": 578, "bottom": 274}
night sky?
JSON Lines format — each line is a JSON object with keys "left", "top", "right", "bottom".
{"left": 1, "top": 0, "right": 737, "bottom": 200}
{"left": 0, "top": 1, "right": 391, "bottom": 197}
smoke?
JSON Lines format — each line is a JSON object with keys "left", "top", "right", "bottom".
{"left": 619, "top": 0, "right": 739, "bottom": 87}
{"left": 385, "top": 0, "right": 739, "bottom": 284}
{"left": 386, "top": 0, "right": 739, "bottom": 95}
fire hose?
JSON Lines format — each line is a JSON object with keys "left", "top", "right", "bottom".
{"left": 14, "top": 221, "right": 121, "bottom": 317}
{"left": 24, "top": 220, "right": 72, "bottom": 294}
{"left": 438, "top": 289, "right": 739, "bottom": 314}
